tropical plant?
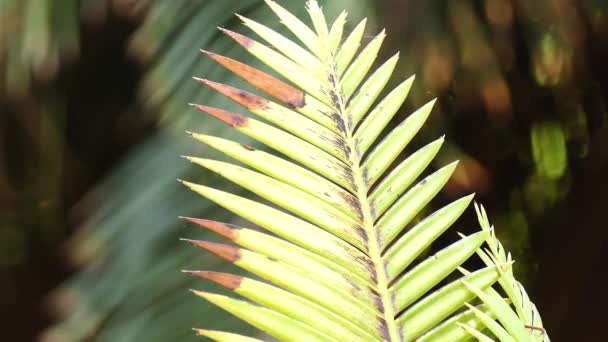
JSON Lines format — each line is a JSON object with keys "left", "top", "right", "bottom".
{"left": 181, "top": 1, "right": 549, "bottom": 341}
{"left": 39, "top": 2, "right": 375, "bottom": 341}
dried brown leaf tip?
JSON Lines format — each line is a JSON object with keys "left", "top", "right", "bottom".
{"left": 185, "top": 271, "right": 243, "bottom": 291}
{"left": 180, "top": 217, "right": 239, "bottom": 241}
{"left": 189, "top": 104, "right": 249, "bottom": 128}
{"left": 181, "top": 239, "right": 241, "bottom": 263}
{"left": 195, "top": 78, "right": 268, "bottom": 110}
{"left": 200, "top": 50, "right": 305, "bottom": 108}
{"left": 218, "top": 27, "right": 255, "bottom": 49}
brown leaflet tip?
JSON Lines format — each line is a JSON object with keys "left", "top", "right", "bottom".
{"left": 202, "top": 80, "right": 268, "bottom": 110}
{"left": 200, "top": 49, "right": 220, "bottom": 60}
{"left": 182, "top": 239, "right": 241, "bottom": 262}
{"left": 180, "top": 217, "right": 239, "bottom": 241}
{"left": 219, "top": 27, "right": 255, "bottom": 49}
{"left": 187, "top": 271, "right": 243, "bottom": 290}
{"left": 193, "top": 77, "right": 209, "bottom": 86}
{"left": 198, "top": 50, "right": 304, "bottom": 108}
{"left": 190, "top": 104, "right": 249, "bottom": 128}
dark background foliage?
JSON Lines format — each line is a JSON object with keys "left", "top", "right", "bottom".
{"left": 1, "top": 0, "right": 607, "bottom": 340}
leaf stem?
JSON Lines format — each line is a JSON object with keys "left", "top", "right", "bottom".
{"left": 325, "top": 54, "right": 401, "bottom": 341}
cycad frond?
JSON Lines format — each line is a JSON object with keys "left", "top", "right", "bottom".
{"left": 458, "top": 204, "right": 550, "bottom": 342}
{"left": 181, "top": 1, "right": 548, "bottom": 341}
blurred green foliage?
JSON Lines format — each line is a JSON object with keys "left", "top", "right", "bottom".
{"left": 1, "top": 0, "right": 608, "bottom": 340}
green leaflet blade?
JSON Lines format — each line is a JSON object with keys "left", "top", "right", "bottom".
{"left": 328, "top": 11, "right": 347, "bottom": 55}
{"left": 462, "top": 303, "right": 514, "bottom": 342}
{"left": 397, "top": 266, "right": 500, "bottom": 340}
{"left": 477, "top": 247, "right": 527, "bottom": 321}
{"left": 341, "top": 29, "right": 386, "bottom": 99}
{"left": 180, "top": 181, "right": 373, "bottom": 281}
{"left": 194, "top": 329, "right": 265, "bottom": 342}
{"left": 188, "top": 242, "right": 381, "bottom": 331}
{"left": 196, "top": 78, "right": 349, "bottom": 162}
{"left": 190, "top": 105, "right": 356, "bottom": 192}
{"left": 417, "top": 304, "right": 495, "bottom": 342}
{"left": 363, "top": 99, "right": 436, "bottom": 186}
{"left": 476, "top": 206, "right": 546, "bottom": 336}
{"left": 391, "top": 231, "right": 488, "bottom": 311}
{"left": 192, "top": 291, "right": 333, "bottom": 342}
{"left": 186, "top": 158, "right": 367, "bottom": 250}
{"left": 190, "top": 271, "right": 379, "bottom": 341}
{"left": 370, "top": 137, "right": 444, "bottom": 218}
{"left": 384, "top": 194, "right": 475, "bottom": 279}
{"left": 236, "top": 14, "right": 325, "bottom": 78}
{"left": 354, "top": 76, "right": 415, "bottom": 154}
{"left": 378, "top": 161, "right": 459, "bottom": 248}
{"left": 476, "top": 246, "right": 547, "bottom": 339}
{"left": 264, "top": 0, "right": 320, "bottom": 55}
{"left": 336, "top": 18, "right": 366, "bottom": 75}
{"left": 190, "top": 133, "right": 361, "bottom": 220}
{"left": 461, "top": 280, "right": 530, "bottom": 342}
{"left": 458, "top": 323, "right": 497, "bottom": 342}
{"left": 348, "top": 53, "right": 399, "bottom": 128}
{"left": 307, "top": 0, "right": 330, "bottom": 60}
{"left": 184, "top": 218, "right": 373, "bottom": 290}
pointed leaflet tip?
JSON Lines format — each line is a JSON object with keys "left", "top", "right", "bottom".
{"left": 187, "top": 271, "right": 243, "bottom": 290}
{"left": 191, "top": 104, "right": 250, "bottom": 128}
{"left": 220, "top": 28, "right": 255, "bottom": 49}
{"left": 184, "top": 240, "right": 242, "bottom": 262}
{"left": 181, "top": 217, "right": 239, "bottom": 240}
{"left": 190, "top": 289, "right": 209, "bottom": 300}
{"left": 178, "top": 179, "right": 197, "bottom": 189}
{"left": 200, "top": 49, "right": 220, "bottom": 58}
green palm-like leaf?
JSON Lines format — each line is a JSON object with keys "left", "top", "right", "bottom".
{"left": 181, "top": 1, "right": 549, "bottom": 341}
{"left": 456, "top": 204, "right": 550, "bottom": 342}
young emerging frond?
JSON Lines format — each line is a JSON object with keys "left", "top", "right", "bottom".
{"left": 180, "top": 1, "right": 549, "bottom": 341}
